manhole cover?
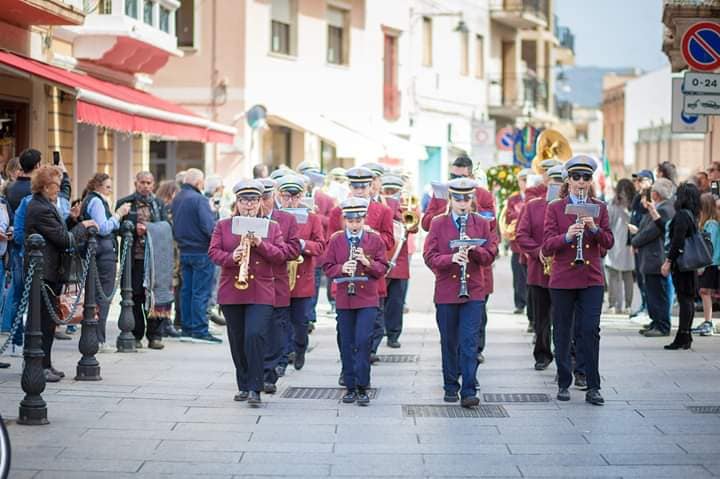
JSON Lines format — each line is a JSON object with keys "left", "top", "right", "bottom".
{"left": 281, "top": 387, "right": 378, "bottom": 400}
{"left": 402, "top": 404, "right": 508, "bottom": 418}
{"left": 687, "top": 405, "right": 720, "bottom": 414}
{"left": 483, "top": 393, "right": 550, "bottom": 403}
{"left": 376, "top": 354, "right": 418, "bottom": 363}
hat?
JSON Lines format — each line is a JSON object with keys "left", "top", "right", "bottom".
{"left": 233, "top": 179, "right": 263, "bottom": 197}
{"left": 539, "top": 159, "right": 561, "bottom": 171}
{"left": 297, "top": 161, "right": 321, "bottom": 174}
{"left": 259, "top": 178, "right": 276, "bottom": 194}
{"left": 341, "top": 197, "right": 369, "bottom": 219}
{"left": 270, "top": 167, "right": 290, "bottom": 181}
{"left": 361, "top": 162, "right": 386, "bottom": 178}
{"left": 329, "top": 167, "right": 347, "bottom": 178}
{"left": 304, "top": 170, "right": 325, "bottom": 187}
{"left": 381, "top": 175, "right": 404, "bottom": 190}
{"left": 518, "top": 168, "right": 533, "bottom": 179}
{"left": 564, "top": 155, "right": 597, "bottom": 176}
{"left": 547, "top": 164, "right": 566, "bottom": 181}
{"left": 632, "top": 169, "right": 654, "bottom": 182}
{"left": 346, "top": 166, "right": 373, "bottom": 185}
{"left": 448, "top": 177, "right": 477, "bottom": 195}
{"left": 277, "top": 175, "right": 306, "bottom": 194}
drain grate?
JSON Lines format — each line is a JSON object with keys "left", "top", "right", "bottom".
{"left": 687, "top": 405, "right": 720, "bottom": 414}
{"left": 483, "top": 393, "right": 550, "bottom": 403}
{"left": 402, "top": 404, "right": 508, "bottom": 418}
{"left": 281, "top": 387, "right": 378, "bottom": 400}
{"left": 376, "top": 354, "right": 419, "bottom": 363}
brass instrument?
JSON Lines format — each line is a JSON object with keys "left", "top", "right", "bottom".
{"left": 287, "top": 254, "right": 304, "bottom": 291}
{"left": 539, "top": 250, "right": 553, "bottom": 276}
{"left": 387, "top": 189, "right": 420, "bottom": 275}
{"left": 234, "top": 233, "right": 253, "bottom": 290}
{"left": 532, "top": 129, "right": 572, "bottom": 174}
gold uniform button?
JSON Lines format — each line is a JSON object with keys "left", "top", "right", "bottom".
{"left": 452, "top": 274, "right": 457, "bottom": 279}
{"left": 255, "top": 261, "right": 260, "bottom": 265}
{"left": 585, "top": 244, "right": 590, "bottom": 249}
{"left": 296, "top": 274, "right": 300, "bottom": 278}
{"left": 571, "top": 245, "right": 575, "bottom": 249}
{"left": 250, "top": 274, "right": 255, "bottom": 279}
{"left": 360, "top": 285, "right": 365, "bottom": 289}
{"left": 585, "top": 260, "right": 590, "bottom": 265}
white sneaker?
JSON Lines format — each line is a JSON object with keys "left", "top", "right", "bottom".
{"left": 98, "top": 342, "right": 112, "bottom": 354}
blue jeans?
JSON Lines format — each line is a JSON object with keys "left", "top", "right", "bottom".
{"left": 2, "top": 250, "right": 23, "bottom": 345}
{"left": 436, "top": 300, "right": 484, "bottom": 398}
{"left": 337, "top": 307, "right": 375, "bottom": 390}
{"left": 645, "top": 273, "right": 671, "bottom": 334}
{"left": 180, "top": 253, "right": 215, "bottom": 337}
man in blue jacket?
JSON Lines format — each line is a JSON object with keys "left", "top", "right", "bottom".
{"left": 171, "top": 168, "right": 221, "bottom": 344}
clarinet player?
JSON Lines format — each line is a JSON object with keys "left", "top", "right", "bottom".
{"left": 541, "top": 156, "right": 614, "bottom": 405}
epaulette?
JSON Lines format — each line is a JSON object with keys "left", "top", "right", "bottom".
{"left": 430, "top": 213, "right": 448, "bottom": 223}
{"left": 330, "top": 230, "right": 344, "bottom": 240}
{"left": 548, "top": 197, "right": 563, "bottom": 205}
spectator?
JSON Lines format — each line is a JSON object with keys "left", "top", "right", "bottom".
{"left": 656, "top": 161, "right": 678, "bottom": 186}
{"left": 155, "top": 180, "right": 182, "bottom": 339}
{"left": 24, "top": 165, "right": 96, "bottom": 382}
{"left": 631, "top": 178, "right": 675, "bottom": 337}
{"left": 605, "top": 179, "right": 635, "bottom": 314}
{"left": 696, "top": 171, "right": 711, "bottom": 194}
{"left": 692, "top": 193, "right": 720, "bottom": 336}
{"left": 253, "top": 164, "right": 269, "bottom": 179}
{"left": 660, "top": 182, "right": 700, "bottom": 350}
{"left": 628, "top": 170, "right": 654, "bottom": 318}
{"left": 171, "top": 168, "right": 220, "bottom": 344}
{"left": 708, "top": 161, "right": 720, "bottom": 182}
{"left": 79, "top": 173, "right": 131, "bottom": 352}
{"left": 3, "top": 157, "right": 20, "bottom": 187}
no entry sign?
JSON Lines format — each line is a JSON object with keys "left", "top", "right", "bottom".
{"left": 681, "top": 21, "right": 720, "bottom": 72}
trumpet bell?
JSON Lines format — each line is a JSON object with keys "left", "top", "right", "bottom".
{"left": 235, "top": 280, "right": 249, "bottom": 290}
{"left": 532, "top": 129, "right": 572, "bottom": 174}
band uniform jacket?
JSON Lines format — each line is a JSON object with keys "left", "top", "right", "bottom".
{"left": 270, "top": 209, "right": 302, "bottom": 308}
{"left": 208, "top": 218, "right": 287, "bottom": 305}
{"left": 423, "top": 213, "right": 498, "bottom": 304}
{"left": 515, "top": 197, "right": 550, "bottom": 288}
{"left": 384, "top": 196, "right": 415, "bottom": 280}
{"left": 291, "top": 212, "right": 325, "bottom": 299}
{"left": 504, "top": 192, "right": 525, "bottom": 254}
{"left": 541, "top": 196, "right": 614, "bottom": 289}
{"left": 328, "top": 200, "right": 395, "bottom": 297}
{"left": 321, "top": 231, "right": 388, "bottom": 309}
{"left": 313, "top": 189, "right": 336, "bottom": 238}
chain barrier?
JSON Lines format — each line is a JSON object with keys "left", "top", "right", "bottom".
{"left": 42, "top": 243, "right": 93, "bottom": 327}
{"left": 93, "top": 238, "right": 129, "bottom": 304}
{"left": 0, "top": 258, "right": 36, "bottom": 355}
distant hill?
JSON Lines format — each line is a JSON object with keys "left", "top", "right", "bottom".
{"left": 556, "top": 66, "right": 639, "bottom": 108}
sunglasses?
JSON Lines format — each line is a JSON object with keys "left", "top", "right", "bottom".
{"left": 570, "top": 173, "right": 593, "bottom": 182}
{"left": 449, "top": 173, "right": 468, "bottom": 180}
{"left": 350, "top": 182, "right": 369, "bottom": 189}
{"left": 451, "top": 193, "right": 473, "bottom": 202}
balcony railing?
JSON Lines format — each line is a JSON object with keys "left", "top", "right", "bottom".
{"left": 87, "top": 0, "right": 177, "bottom": 35}
{"left": 554, "top": 19, "right": 575, "bottom": 53}
{"left": 555, "top": 96, "right": 573, "bottom": 120}
{"left": 488, "top": 74, "right": 547, "bottom": 112}
{"left": 489, "top": 0, "right": 549, "bottom": 23}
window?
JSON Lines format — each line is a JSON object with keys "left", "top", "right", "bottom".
{"left": 422, "top": 16, "right": 432, "bottom": 67}
{"left": 475, "top": 34, "right": 484, "bottom": 78}
{"left": 383, "top": 33, "right": 400, "bottom": 121}
{"left": 176, "top": 0, "right": 195, "bottom": 48}
{"left": 159, "top": 6, "right": 170, "bottom": 33}
{"left": 98, "top": 0, "right": 112, "bottom": 14}
{"left": 271, "top": 0, "right": 295, "bottom": 55}
{"left": 327, "top": 6, "right": 348, "bottom": 65}
{"left": 143, "top": 0, "right": 153, "bottom": 25}
{"left": 460, "top": 30, "right": 469, "bottom": 76}
{"left": 125, "top": 0, "right": 137, "bottom": 18}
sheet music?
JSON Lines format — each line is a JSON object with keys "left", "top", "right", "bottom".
{"left": 281, "top": 208, "right": 309, "bottom": 224}
{"left": 431, "top": 181, "right": 449, "bottom": 199}
{"left": 231, "top": 216, "right": 270, "bottom": 238}
{"left": 546, "top": 183, "right": 561, "bottom": 202}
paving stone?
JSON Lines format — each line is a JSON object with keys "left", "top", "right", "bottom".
{"left": 517, "top": 465, "right": 713, "bottom": 477}
{"left": 140, "top": 461, "right": 330, "bottom": 476}
{"left": 603, "top": 453, "right": 720, "bottom": 465}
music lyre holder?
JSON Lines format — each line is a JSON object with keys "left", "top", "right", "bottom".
{"left": 334, "top": 277, "right": 370, "bottom": 285}
{"left": 449, "top": 238, "right": 487, "bottom": 249}
{"left": 564, "top": 203, "right": 600, "bottom": 218}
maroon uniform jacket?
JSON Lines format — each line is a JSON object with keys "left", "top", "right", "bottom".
{"left": 383, "top": 196, "right": 413, "bottom": 280}
{"left": 313, "top": 189, "right": 336, "bottom": 238}
{"left": 515, "top": 197, "right": 550, "bottom": 288}
{"left": 321, "top": 230, "right": 388, "bottom": 309}
{"left": 541, "top": 196, "right": 614, "bottom": 289}
{"left": 423, "top": 213, "right": 498, "bottom": 304}
{"left": 504, "top": 192, "right": 526, "bottom": 254}
{"left": 209, "top": 218, "right": 287, "bottom": 305}
{"left": 291, "top": 212, "right": 325, "bottom": 299}
{"left": 270, "top": 209, "right": 302, "bottom": 308}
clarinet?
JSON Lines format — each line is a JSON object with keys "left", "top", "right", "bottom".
{"left": 458, "top": 215, "right": 470, "bottom": 298}
{"left": 574, "top": 188, "right": 586, "bottom": 265}
{"left": 347, "top": 237, "right": 359, "bottom": 296}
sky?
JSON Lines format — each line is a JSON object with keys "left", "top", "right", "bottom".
{"left": 555, "top": 0, "right": 669, "bottom": 72}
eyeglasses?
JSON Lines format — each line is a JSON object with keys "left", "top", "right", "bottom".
{"left": 279, "top": 192, "right": 301, "bottom": 200}
{"left": 350, "top": 182, "right": 369, "bottom": 189}
{"left": 237, "top": 197, "right": 260, "bottom": 205}
{"left": 570, "top": 173, "right": 593, "bottom": 182}
{"left": 449, "top": 173, "right": 468, "bottom": 180}
{"left": 451, "top": 193, "right": 473, "bottom": 202}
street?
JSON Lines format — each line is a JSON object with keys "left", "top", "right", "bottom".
{"left": 2, "top": 255, "right": 720, "bottom": 478}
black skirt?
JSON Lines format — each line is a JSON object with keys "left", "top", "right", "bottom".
{"left": 699, "top": 265, "right": 719, "bottom": 290}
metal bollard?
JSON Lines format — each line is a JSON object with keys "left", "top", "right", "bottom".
{"left": 116, "top": 221, "right": 136, "bottom": 353}
{"left": 76, "top": 227, "right": 101, "bottom": 381}
{"left": 18, "top": 234, "right": 48, "bottom": 425}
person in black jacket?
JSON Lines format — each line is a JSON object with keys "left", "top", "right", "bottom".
{"left": 24, "top": 165, "right": 96, "bottom": 382}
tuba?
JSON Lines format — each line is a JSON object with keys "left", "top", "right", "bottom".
{"left": 531, "top": 129, "right": 572, "bottom": 174}
{"left": 287, "top": 255, "right": 304, "bottom": 291}
{"left": 234, "top": 233, "right": 253, "bottom": 290}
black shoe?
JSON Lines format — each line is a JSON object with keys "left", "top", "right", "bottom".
{"left": 288, "top": 352, "right": 296, "bottom": 364}
{"left": 307, "top": 322, "right": 315, "bottom": 335}
{"left": 0, "top": 362, "right": 9, "bottom": 369}
{"left": 585, "top": 389, "right": 604, "bottom": 406}
{"left": 477, "top": 352, "right": 485, "bottom": 364}
{"left": 293, "top": 351, "right": 305, "bottom": 370}
{"left": 664, "top": 335, "right": 692, "bottom": 350}
{"left": 275, "top": 365, "right": 286, "bottom": 378}
{"left": 643, "top": 328, "right": 670, "bottom": 337}
{"left": 574, "top": 373, "right": 588, "bottom": 390}
{"left": 50, "top": 367, "right": 65, "bottom": 378}
{"left": 234, "top": 391, "right": 249, "bottom": 401}
{"left": 342, "top": 389, "right": 357, "bottom": 404}
{"left": 461, "top": 396, "right": 480, "bottom": 408}
{"left": 191, "top": 333, "right": 223, "bottom": 344}
{"left": 44, "top": 368, "right": 62, "bottom": 382}
{"left": 208, "top": 312, "right": 226, "bottom": 326}
{"left": 356, "top": 388, "right": 370, "bottom": 406}
{"left": 247, "top": 391, "right": 261, "bottom": 406}
{"left": 387, "top": 340, "right": 401, "bottom": 349}
{"left": 148, "top": 339, "right": 165, "bottom": 350}
{"left": 54, "top": 330, "right": 72, "bottom": 340}
{"left": 263, "top": 382, "right": 277, "bottom": 394}
{"left": 526, "top": 324, "right": 534, "bottom": 333}
{"left": 163, "top": 323, "right": 181, "bottom": 338}
{"left": 557, "top": 388, "right": 570, "bottom": 401}
{"left": 338, "top": 374, "right": 345, "bottom": 387}
{"left": 443, "top": 392, "right": 459, "bottom": 403}
{"left": 513, "top": 307, "right": 524, "bottom": 315}
{"left": 534, "top": 359, "right": 552, "bottom": 371}
{"left": 369, "top": 353, "right": 379, "bottom": 364}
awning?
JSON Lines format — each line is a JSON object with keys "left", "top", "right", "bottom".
{"left": 0, "top": 50, "right": 236, "bottom": 144}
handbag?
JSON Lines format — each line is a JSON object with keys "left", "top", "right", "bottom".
{"left": 676, "top": 210, "right": 714, "bottom": 272}
{"left": 57, "top": 283, "right": 85, "bottom": 325}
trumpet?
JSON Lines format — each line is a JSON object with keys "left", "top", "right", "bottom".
{"left": 234, "top": 233, "right": 253, "bottom": 290}
{"left": 287, "top": 254, "right": 304, "bottom": 291}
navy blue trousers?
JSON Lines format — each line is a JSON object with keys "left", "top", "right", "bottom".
{"left": 337, "top": 307, "right": 375, "bottom": 389}
{"left": 370, "top": 298, "right": 386, "bottom": 354}
{"left": 288, "top": 297, "right": 312, "bottom": 356}
{"left": 222, "top": 304, "right": 273, "bottom": 393}
{"left": 436, "top": 300, "right": 484, "bottom": 398}
{"left": 384, "top": 278, "right": 408, "bottom": 342}
{"left": 264, "top": 306, "right": 289, "bottom": 384}
{"left": 550, "top": 286, "right": 602, "bottom": 391}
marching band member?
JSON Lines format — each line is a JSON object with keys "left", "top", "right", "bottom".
{"left": 208, "top": 180, "right": 287, "bottom": 406}
{"left": 502, "top": 168, "right": 531, "bottom": 315}
{"left": 259, "top": 178, "right": 301, "bottom": 393}
{"left": 321, "top": 197, "right": 388, "bottom": 406}
{"left": 541, "top": 156, "right": 613, "bottom": 406}
{"left": 423, "top": 178, "right": 498, "bottom": 408}
{"left": 277, "top": 175, "right": 325, "bottom": 373}
{"left": 515, "top": 165, "right": 565, "bottom": 371}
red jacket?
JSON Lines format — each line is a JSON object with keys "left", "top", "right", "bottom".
{"left": 515, "top": 197, "right": 550, "bottom": 288}
{"left": 321, "top": 231, "right": 388, "bottom": 309}
{"left": 209, "top": 218, "right": 287, "bottom": 305}
{"left": 504, "top": 192, "right": 525, "bottom": 254}
{"left": 291, "top": 212, "right": 325, "bottom": 299}
{"left": 423, "top": 213, "right": 498, "bottom": 304}
{"left": 383, "top": 196, "right": 413, "bottom": 280}
{"left": 541, "top": 197, "right": 614, "bottom": 289}
{"left": 270, "top": 209, "right": 302, "bottom": 308}
{"left": 314, "top": 190, "right": 336, "bottom": 238}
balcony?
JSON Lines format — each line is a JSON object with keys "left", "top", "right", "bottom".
{"left": 1, "top": 0, "right": 84, "bottom": 28}
{"left": 59, "top": 0, "right": 181, "bottom": 75}
{"left": 554, "top": 18, "right": 575, "bottom": 66}
{"left": 489, "top": 0, "right": 548, "bottom": 30}
{"left": 488, "top": 73, "right": 547, "bottom": 120}
{"left": 555, "top": 96, "right": 573, "bottom": 121}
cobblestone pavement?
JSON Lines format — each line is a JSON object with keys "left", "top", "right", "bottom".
{"left": 1, "top": 255, "right": 719, "bottom": 478}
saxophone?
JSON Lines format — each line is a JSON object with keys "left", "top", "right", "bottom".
{"left": 287, "top": 254, "right": 304, "bottom": 291}
{"left": 234, "top": 233, "right": 253, "bottom": 290}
